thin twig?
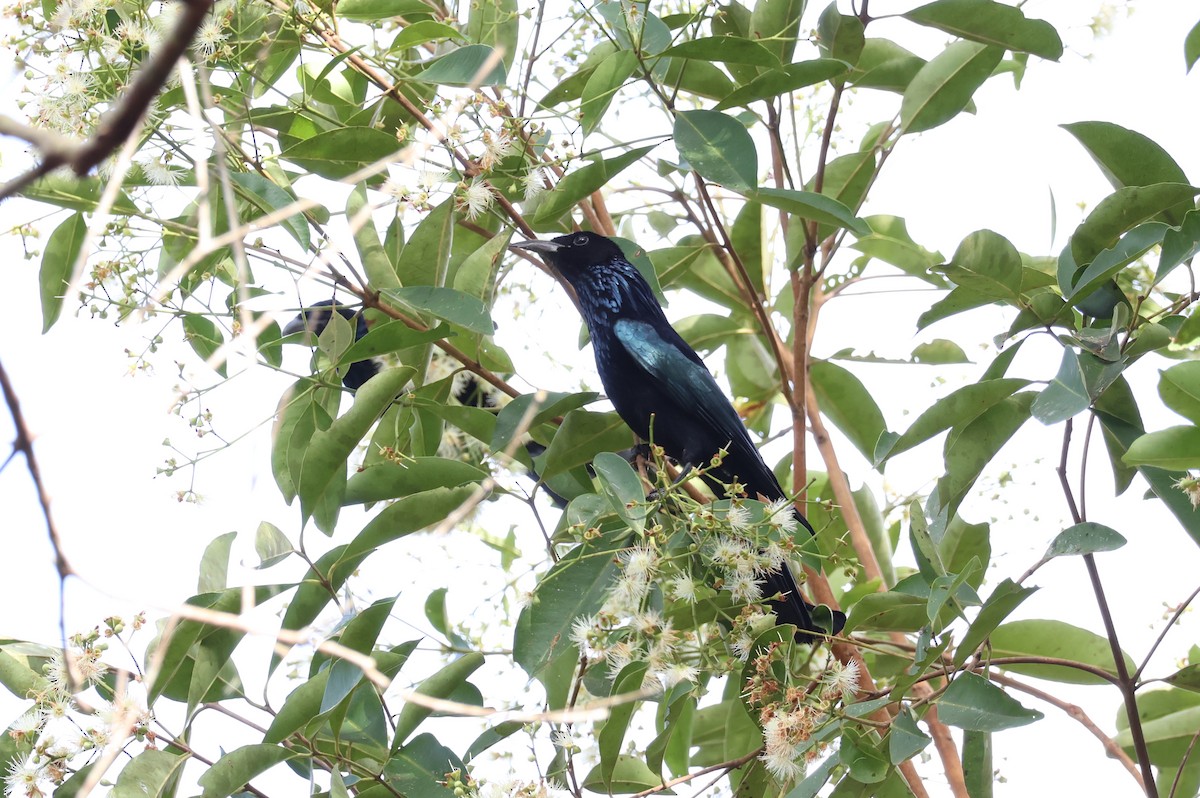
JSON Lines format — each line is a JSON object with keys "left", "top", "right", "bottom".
{"left": 1134, "top": 582, "right": 1200, "bottom": 684}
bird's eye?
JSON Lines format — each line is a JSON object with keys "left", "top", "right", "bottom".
{"left": 573, "top": 235, "right": 588, "bottom": 246}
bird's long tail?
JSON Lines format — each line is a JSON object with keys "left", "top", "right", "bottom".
{"left": 711, "top": 452, "right": 847, "bottom": 643}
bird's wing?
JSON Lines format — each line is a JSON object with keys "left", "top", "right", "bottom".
{"left": 613, "top": 317, "right": 753, "bottom": 457}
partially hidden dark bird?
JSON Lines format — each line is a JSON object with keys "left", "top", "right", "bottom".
{"left": 511, "top": 232, "right": 846, "bottom": 644}
{"left": 283, "top": 299, "right": 570, "bottom": 507}
{"left": 282, "top": 299, "right": 380, "bottom": 390}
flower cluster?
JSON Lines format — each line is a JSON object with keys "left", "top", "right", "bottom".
{"left": 4, "top": 615, "right": 151, "bottom": 798}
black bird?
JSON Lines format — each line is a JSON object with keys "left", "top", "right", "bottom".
{"left": 511, "top": 232, "right": 845, "bottom": 644}
{"left": 283, "top": 299, "right": 380, "bottom": 390}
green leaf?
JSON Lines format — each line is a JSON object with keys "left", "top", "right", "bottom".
{"left": 296, "top": 367, "right": 413, "bottom": 528}
{"left": 230, "top": 172, "right": 310, "bottom": 250}
{"left": 961, "top": 730, "right": 993, "bottom": 798}
{"left": 1159, "top": 361, "right": 1200, "bottom": 425}
{"left": 674, "top": 110, "right": 757, "bottom": 190}
{"left": 1064, "top": 222, "right": 1167, "bottom": 300}
{"left": 1158, "top": 209, "right": 1200, "bottom": 283}
{"left": 840, "top": 727, "right": 890, "bottom": 783}
{"left": 989, "top": 619, "right": 1135, "bottom": 685}
{"left": 904, "top": 0, "right": 1063, "bottom": 60}
{"left": 197, "top": 744, "right": 298, "bottom": 798}
{"left": 937, "top": 673, "right": 1042, "bottom": 731}
{"left": 1123, "top": 425, "right": 1200, "bottom": 470}
{"left": 1165, "top": 664, "right": 1200, "bottom": 693}
{"left": 111, "top": 750, "right": 188, "bottom": 798}
{"left": 399, "top": 196, "right": 455, "bottom": 287}
{"left": 943, "top": 229, "right": 1022, "bottom": 301}
{"left": 750, "top": 0, "right": 806, "bottom": 63}
{"left": 540, "top": 410, "right": 633, "bottom": 480}
{"left": 850, "top": 214, "right": 945, "bottom": 280}
{"left": 416, "top": 44, "right": 507, "bottom": 85}
{"left": 1031, "top": 349, "right": 1125, "bottom": 425}
{"left": 40, "top": 212, "right": 86, "bottom": 332}
{"left": 466, "top": 0, "right": 518, "bottom": 70}
{"left": 336, "top": 0, "right": 436, "bottom": 20}
{"left": 392, "top": 652, "right": 484, "bottom": 748}
{"left": 389, "top": 20, "right": 467, "bottom": 51}
{"left": 1044, "top": 522, "right": 1127, "bottom": 560}
{"left": 845, "top": 591, "right": 929, "bottom": 633}
{"left": 513, "top": 530, "right": 627, "bottom": 699}
{"left": 532, "top": 145, "right": 657, "bottom": 225}
{"left": 384, "top": 734, "right": 465, "bottom": 798}
{"left": 662, "top": 35, "right": 781, "bottom": 66}
{"left": 901, "top": 41, "right": 1004, "bottom": 134}
{"left": 1188, "top": 19, "right": 1200, "bottom": 72}
{"left": 197, "top": 531, "right": 235, "bottom": 593}
{"left": 816, "top": 3, "right": 865, "bottom": 64}
{"left": 810, "top": 359, "right": 887, "bottom": 462}
{"left": 282, "top": 127, "right": 401, "bottom": 180}
{"left": 593, "top": 452, "right": 648, "bottom": 533}
{"left": 582, "top": 755, "right": 664, "bottom": 794}
{"left": 182, "top": 313, "right": 226, "bottom": 376}
{"left": 1071, "top": 183, "right": 1199, "bottom": 267}
{"left": 598, "top": 663, "right": 650, "bottom": 789}
{"left": 744, "top": 187, "right": 870, "bottom": 235}
{"left": 344, "top": 457, "right": 487, "bottom": 504}
{"left": 939, "top": 392, "right": 1034, "bottom": 517}
{"left": 849, "top": 38, "right": 926, "bottom": 93}
{"left": 889, "top": 709, "right": 932, "bottom": 764}
{"left": 1061, "top": 121, "right": 1190, "bottom": 202}
{"left": 580, "top": 50, "right": 637, "bottom": 136}
{"left": 950, "top": 578, "right": 1036, "bottom": 667}
{"left": 340, "top": 321, "right": 448, "bottom": 364}
{"left": 347, "top": 183, "right": 400, "bottom": 291}
{"left": 384, "top": 286, "right": 491, "bottom": 335}
{"left": 714, "top": 59, "right": 848, "bottom": 110}
{"left": 21, "top": 173, "right": 140, "bottom": 214}
{"left": 912, "top": 339, "right": 969, "bottom": 364}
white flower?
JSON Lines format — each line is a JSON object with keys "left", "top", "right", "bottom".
{"left": 458, "top": 179, "right": 492, "bottom": 220}
{"left": 759, "top": 710, "right": 811, "bottom": 782}
{"left": 606, "top": 640, "right": 636, "bottom": 676}
{"left": 726, "top": 570, "right": 763, "bottom": 603}
{"left": 620, "top": 546, "right": 658, "bottom": 580}
{"left": 725, "top": 504, "right": 752, "bottom": 531}
{"left": 192, "top": 17, "right": 228, "bottom": 57}
{"left": 522, "top": 168, "right": 547, "bottom": 200}
{"left": 632, "top": 609, "right": 663, "bottom": 637}
{"left": 603, "top": 572, "right": 650, "bottom": 615}
{"left": 418, "top": 170, "right": 449, "bottom": 189}
{"left": 5, "top": 755, "right": 46, "bottom": 798}
{"left": 44, "top": 654, "right": 69, "bottom": 693}
{"left": 8, "top": 711, "right": 41, "bottom": 743}
{"left": 668, "top": 574, "right": 698, "bottom": 603}
{"left": 550, "top": 728, "right": 575, "bottom": 750}
{"left": 141, "top": 157, "right": 182, "bottom": 186}
{"left": 765, "top": 498, "right": 799, "bottom": 533}
{"left": 709, "top": 536, "right": 747, "bottom": 569}
{"left": 731, "top": 631, "right": 754, "bottom": 661}
{"left": 757, "top": 542, "right": 786, "bottom": 574}
{"left": 657, "top": 662, "right": 698, "bottom": 688}
{"left": 570, "top": 614, "right": 604, "bottom": 658}
{"left": 821, "top": 659, "right": 860, "bottom": 699}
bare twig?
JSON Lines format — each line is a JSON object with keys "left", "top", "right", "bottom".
{"left": 990, "top": 671, "right": 1145, "bottom": 791}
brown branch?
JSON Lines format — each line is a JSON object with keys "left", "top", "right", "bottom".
{"left": 1058, "top": 420, "right": 1158, "bottom": 797}
{"left": 990, "top": 671, "right": 1145, "bottom": 792}
{"left": 1134, "top": 582, "right": 1200, "bottom": 684}
{"left": 0, "top": 357, "right": 74, "bottom": 582}
{"left": 630, "top": 746, "right": 763, "bottom": 798}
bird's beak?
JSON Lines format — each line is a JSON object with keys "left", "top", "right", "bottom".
{"left": 509, "top": 239, "right": 564, "bottom": 255}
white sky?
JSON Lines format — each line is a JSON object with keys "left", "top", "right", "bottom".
{"left": 0, "top": 2, "right": 1198, "bottom": 796}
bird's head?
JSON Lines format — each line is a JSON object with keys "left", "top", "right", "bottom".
{"left": 282, "top": 299, "right": 366, "bottom": 342}
{"left": 509, "top": 231, "right": 625, "bottom": 275}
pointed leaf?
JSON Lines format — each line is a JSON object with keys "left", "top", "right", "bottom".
{"left": 901, "top": 41, "right": 1004, "bottom": 133}
{"left": 937, "top": 673, "right": 1042, "bottom": 731}
{"left": 904, "top": 0, "right": 1063, "bottom": 60}
{"left": 40, "top": 212, "right": 87, "bottom": 332}
{"left": 674, "top": 110, "right": 757, "bottom": 190}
